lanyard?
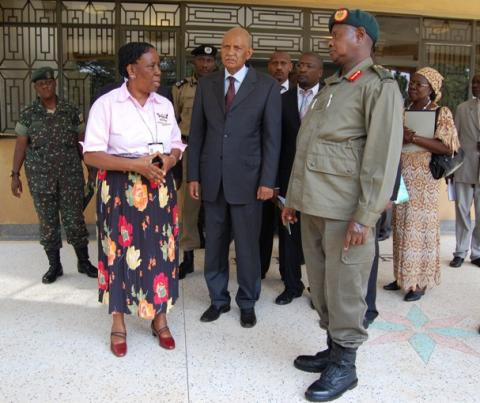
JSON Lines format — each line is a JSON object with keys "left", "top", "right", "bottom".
{"left": 131, "top": 98, "right": 158, "bottom": 144}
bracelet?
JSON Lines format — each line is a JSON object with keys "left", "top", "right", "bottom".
{"left": 10, "top": 170, "right": 20, "bottom": 178}
{"left": 411, "top": 135, "right": 417, "bottom": 144}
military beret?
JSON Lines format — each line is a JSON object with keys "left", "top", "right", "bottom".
{"left": 32, "top": 66, "right": 55, "bottom": 82}
{"left": 191, "top": 44, "right": 217, "bottom": 57}
{"left": 328, "top": 8, "right": 380, "bottom": 45}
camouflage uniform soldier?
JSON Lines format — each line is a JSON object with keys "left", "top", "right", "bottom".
{"left": 172, "top": 44, "right": 217, "bottom": 279}
{"left": 10, "top": 67, "right": 97, "bottom": 284}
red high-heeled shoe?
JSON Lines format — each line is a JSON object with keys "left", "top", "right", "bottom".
{"left": 110, "top": 331, "right": 127, "bottom": 357}
{"left": 151, "top": 321, "right": 175, "bottom": 350}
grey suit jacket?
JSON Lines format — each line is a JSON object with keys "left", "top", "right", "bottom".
{"left": 187, "top": 67, "right": 282, "bottom": 204}
{"left": 454, "top": 98, "right": 480, "bottom": 184}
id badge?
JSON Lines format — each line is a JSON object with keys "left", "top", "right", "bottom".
{"left": 148, "top": 142, "right": 164, "bottom": 154}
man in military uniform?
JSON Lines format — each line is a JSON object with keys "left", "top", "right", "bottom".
{"left": 172, "top": 44, "right": 217, "bottom": 279}
{"left": 10, "top": 67, "right": 97, "bottom": 284}
{"left": 282, "top": 9, "right": 403, "bottom": 401}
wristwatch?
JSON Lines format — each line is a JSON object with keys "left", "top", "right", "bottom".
{"left": 10, "top": 170, "right": 20, "bottom": 178}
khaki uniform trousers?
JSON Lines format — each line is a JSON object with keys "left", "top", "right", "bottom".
{"left": 301, "top": 213, "right": 375, "bottom": 349}
{"left": 178, "top": 148, "right": 201, "bottom": 251}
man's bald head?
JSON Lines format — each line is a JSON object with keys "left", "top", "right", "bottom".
{"left": 268, "top": 51, "right": 293, "bottom": 84}
{"left": 221, "top": 27, "right": 253, "bottom": 74}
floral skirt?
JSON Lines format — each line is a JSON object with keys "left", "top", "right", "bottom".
{"left": 392, "top": 152, "right": 440, "bottom": 290}
{"left": 96, "top": 169, "right": 179, "bottom": 319}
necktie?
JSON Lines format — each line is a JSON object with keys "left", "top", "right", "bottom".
{"left": 299, "top": 89, "right": 313, "bottom": 120}
{"left": 225, "top": 76, "right": 236, "bottom": 113}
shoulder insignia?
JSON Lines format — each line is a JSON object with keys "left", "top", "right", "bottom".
{"left": 175, "top": 79, "right": 187, "bottom": 88}
{"left": 347, "top": 70, "right": 363, "bottom": 82}
{"left": 371, "top": 64, "right": 394, "bottom": 81}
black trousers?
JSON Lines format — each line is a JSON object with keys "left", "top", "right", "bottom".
{"left": 259, "top": 200, "right": 276, "bottom": 277}
{"left": 204, "top": 187, "right": 262, "bottom": 309}
{"left": 365, "top": 220, "right": 381, "bottom": 321}
{"left": 278, "top": 212, "right": 304, "bottom": 294}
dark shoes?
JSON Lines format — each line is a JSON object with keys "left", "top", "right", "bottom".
{"left": 240, "top": 308, "right": 257, "bottom": 328}
{"left": 200, "top": 304, "right": 231, "bottom": 322}
{"left": 179, "top": 250, "right": 194, "bottom": 279}
{"left": 75, "top": 246, "right": 98, "bottom": 278}
{"left": 471, "top": 258, "right": 480, "bottom": 267}
{"left": 275, "top": 289, "right": 303, "bottom": 305}
{"left": 404, "top": 289, "right": 425, "bottom": 302}
{"left": 305, "top": 343, "right": 358, "bottom": 402}
{"left": 383, "top": 280, "right": 401, "bottom": 291}
{"left": 295, "top": 350, "right": 330, "bottom": 373}
{"left": 42, "top": 249, "right": 63, "bottom": 284}
{"left": 110, "top": 331, "right": 127, "bottom": 357}
{"left": 449, "top": 256, "right": 464, "bottom": 267}
{"left": 151, "top": 321, "right": 175, "bottom": 350}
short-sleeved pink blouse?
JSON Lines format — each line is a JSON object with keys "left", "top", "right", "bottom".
{"left": 83, "top": 83, "right": 186, "bottom": 156}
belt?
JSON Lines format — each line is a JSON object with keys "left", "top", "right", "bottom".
{"left": 181, "top": 135, "right": 189, "bottom": 144}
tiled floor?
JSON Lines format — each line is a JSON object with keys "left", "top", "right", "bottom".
{"left": 1, "top": 235, "right": 479, "bottom": 403}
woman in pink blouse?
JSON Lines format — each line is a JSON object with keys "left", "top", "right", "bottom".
{"left": 83, "top": 42, "right": 186, "bottom": 357}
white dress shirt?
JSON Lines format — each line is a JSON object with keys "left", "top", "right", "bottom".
{"left": 224, "top": 65, "right": 249, "bottom": 95}
{"left": 297, "top": 82, "right": 320, "bottom": 113}
{"left": 280, "top": 79, "right": 289, "bottom": 94}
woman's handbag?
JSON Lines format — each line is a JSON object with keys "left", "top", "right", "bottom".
{"left": 429, "top": 148, "right": 465, "bottom": 180}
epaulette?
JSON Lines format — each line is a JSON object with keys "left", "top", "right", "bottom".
{"left": 371, "top": 65, "right": 394, "bottom": 81}
{"left": 175, "top": 79, "right": 187, "bottom": 88}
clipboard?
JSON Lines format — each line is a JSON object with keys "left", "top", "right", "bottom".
{"left": 403, "top": 110, "right": 436, "bottom": 152}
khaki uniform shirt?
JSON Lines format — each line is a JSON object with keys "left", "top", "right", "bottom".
{"left": 172, "top": 75, "right": 198, "bottom": 136}
{"left": 15, "top": 97, "right": 85, "bottom": 194}
{"left": 286, "top": 57, "right": 403, "bottom": 227}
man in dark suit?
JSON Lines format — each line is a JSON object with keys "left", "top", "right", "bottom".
{"left": 188, "top": 27, "right": 281, "bottom": 328}
{"left": 276, "top": 52, "right": 323, "bottom": 305}
{"left": 259, "top": 51, "right": 294, "bottom": 279}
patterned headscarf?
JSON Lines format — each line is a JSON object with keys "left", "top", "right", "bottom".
{"left": 416, "top": 67, "right": 444, "bottom": 103}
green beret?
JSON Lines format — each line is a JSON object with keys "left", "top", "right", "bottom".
{"left": 328, "top": 8, "right": 379, "bottom": 45}
{"left": 31, "top": 67, "right": 55, "bottom": 82}
{"left": 191, "top": 44, "right": 217, "bottom": 57}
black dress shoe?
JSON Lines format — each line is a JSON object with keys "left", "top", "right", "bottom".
{"left": 471, "top": 258, "right": 480, "bottom": 267}
{"left": 200, "top": 304, "right": 230, "bottom": 322}
{"left": 449, "top": 256, "right": 464, "bottom": 268}
{"left": 275, "top": 289, "right": 302, "bottom": 305}
{"left": 404, "top": 289, "right": 425, "bottom": 302}
{"left": 240, "top": 308, "right": 256, "bottom": 328}
{"left": 383, "top": 280, "right": 401, "bottom": 291}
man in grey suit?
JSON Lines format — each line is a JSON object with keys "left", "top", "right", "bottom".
{"left": 188, "top": 27, "right": 281, "bottom": 327}
{"left": 450, "top": 73, "right": 480, "bottom": 268}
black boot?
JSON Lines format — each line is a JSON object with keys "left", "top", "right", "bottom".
{"left": 179, "top": 250, "right": 194, "bottom": 279}
{"left": 294, "top": 335, "right": 332, "bottom": 373}
{"left": 305, "top": 342, "right": 358, "bottom": 402}
{"left": 42, "top": 249, "right": 63, "bottom": 284}
{"left": 75, "top": 246, "right": 98, "bottom": 278}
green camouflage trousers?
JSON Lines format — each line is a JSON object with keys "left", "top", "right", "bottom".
{"left": 31, "top": 182, "right": 89, "bottom": 251}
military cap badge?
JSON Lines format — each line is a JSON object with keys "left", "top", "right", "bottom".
{"left": 334, "top": 8, "right": 349, "bottom": 22}
{"left": 204, "top": 46, "right": 213, "bottom": 55}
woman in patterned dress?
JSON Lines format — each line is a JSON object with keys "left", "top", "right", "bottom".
{"left": 83, "top": 42, "right": 186, "bottom": 357}
{"left": 385, "top": 67, "right": 459, "bottom": 301}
